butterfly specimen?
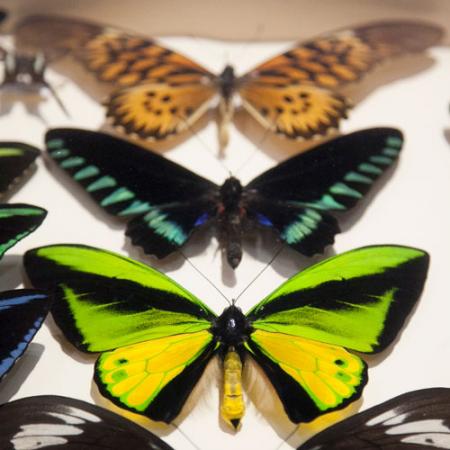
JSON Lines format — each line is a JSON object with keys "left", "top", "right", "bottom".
{"left": 14, "top": 16, "right": 443, "bottom": 150}
{"left": 0, "top": 395, "right": 174, "bottom": 449}
{"left": 0, "top": 289, "right": 51, "bottom": 381}
{"left": 298, "top": 388, "right": 450, "bottom": 449}
{"left": 24, "top": 244, "right": 429, "bottom": 429}
{"left": 47, "top": 127, "right": 402, "bottom": 268}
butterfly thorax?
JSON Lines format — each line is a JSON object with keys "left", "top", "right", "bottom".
{"left": 219, "top": 65, "right": 236, "bottom": 101}
{"left": 220, "top": 177, "right": 243, "bottom": 210}
{"left": 212, "top": 305, "right": 252, "bottom": 349}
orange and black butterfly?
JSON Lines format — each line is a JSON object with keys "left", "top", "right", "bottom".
{"left": 15, "top": 16, "right": 443, "bottom": 150}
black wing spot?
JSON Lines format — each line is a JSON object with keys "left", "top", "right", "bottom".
{"left": 170, "top": 107, "right": 179, "bottom": 114}
{"left": 283, "top": 95, "right": 294, "bottom": 103}
{"left": 161, "top": 95, "right": 171, "bottom": 102}
{"left": 299, "top": 92, "right": 310, "bottom": 99}
{"left": 185, "top": 107, "right": 194, "bottom": 116}
{"left": 146, "top": 91, "right": 156, "bottom": 97}
{"left": 276, "top": 106, "right": 284, "bottom": 114}
{"left": 155, "top": 109, "right": 163, "bottom": 116}
{"left": 260, "top": 107, "right": 269, "bottom": 117}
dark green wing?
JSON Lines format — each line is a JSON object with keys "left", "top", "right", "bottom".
{"left": 24, "top": 244, "right": 218, "bottom": 422}
{"left": 244, "top": 245, "right": 429, "bottom": 423}
{"left": 0, "top": 204, "right": 47, "bottom": 259}
{"left": 0, "top": 143, "right": 40, "bottom": 196}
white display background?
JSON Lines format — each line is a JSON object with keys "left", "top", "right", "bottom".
{"left": 0, "top": 1, "right": 449, "bottom": 449}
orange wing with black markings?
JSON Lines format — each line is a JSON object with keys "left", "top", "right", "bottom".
{"left": 239, "top": 20, "right": 443, "bottom": 139}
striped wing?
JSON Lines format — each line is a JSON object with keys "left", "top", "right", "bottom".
{"left": 239, "top": 20, "right": 443, "bottom": 140}
{"left": 0, "top": 395, "right": 174, "bottom": 449}
{"left": 244, "top": 246, "right": 429, "bottom": 423}
{"left": 46, "top": 129, "right": 219, "bottom": 258}
{"left": 299, "top": 388, "right": 450, "bottom": 449}
{"left": 0, "top": 204, "right": 47, "bottom": 259}
{"left": 16, "top": 15, "right": 218, "bottom": 140}
{"left": 244, "top": 128, "right": 402, "bottom": 256}
{"left": 0, "top": 290, "right": 51, "bottom": 381}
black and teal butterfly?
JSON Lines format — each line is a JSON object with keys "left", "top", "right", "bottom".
{"left": 0, "top": 289, "right": 51, "bottom": 381}
{"left": 24, "top": 244, "right": 429, "bottom": 429}
{"left": 0, "top": 395, "right": 173, "bottom": 449}
{"left": 45, "top": 127, "right": 403, "bottom": 268}
{"left": 298, "top": 388, "right": 450, "bottom": 449}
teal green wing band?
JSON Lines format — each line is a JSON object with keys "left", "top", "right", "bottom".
{"left": 247, "top": 245, "right": 429, "bottom": 353}
{"left": 24, "top": 244, "right": 216, "bottom": 352}
{"left": 0, "top": 204, "right": 47, "bottom": 259}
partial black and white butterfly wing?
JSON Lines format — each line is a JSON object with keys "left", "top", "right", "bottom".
{"left": 299, "top": 388, "right": 450, "bottom": 449}
{"left": 0, "top": 395, "right": 174, "bottom": 449}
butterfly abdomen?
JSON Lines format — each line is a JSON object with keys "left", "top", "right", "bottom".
{"left": 218, "top": 177, "right": 245, "bottom": 268}
{"left": 221, "top": 348, "right": 245, "bottom": 429}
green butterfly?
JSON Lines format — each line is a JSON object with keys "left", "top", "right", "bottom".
{"left": 23, "top": 244, "right": 429, "bottom": 429}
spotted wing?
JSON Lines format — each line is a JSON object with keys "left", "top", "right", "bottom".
{"left": 239, "top": 20, "right": 443, "bottom": 139}
{"left": 244, "top": 128, "right": 402, "bottom": 256}
{"left": 46, "top": 128, "right": 219, "bottom": 258}
{"left": 245, "top": 245, "right": 429, "bottom": 423}
{"left": 0, "top": 395, "right": 174, "bottom": 449}
{"left": 298, "top": 388, "right": 450, "bottom": 449}
{"left": 16, "top": 15, "right": 218, "bottom": 140}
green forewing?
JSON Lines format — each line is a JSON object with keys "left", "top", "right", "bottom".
{"left": 247, "top": 246, "right": 429, "bottom": 353}
{"left": 23, "top": 245, "right": 215, "bottom": 352}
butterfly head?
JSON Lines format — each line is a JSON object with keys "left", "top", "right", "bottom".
{"left": 219, "top": 65, "right": 236, "bottom": 101}
{"left": 220, "top": 176, "right": 243, "bottom": 210}
{"left": 212, "top": 305, "right": 252, "bottom": 348}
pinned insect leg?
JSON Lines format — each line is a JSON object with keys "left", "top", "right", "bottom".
{"left": 221, "top": 347, "right": 245, "bottom": 429}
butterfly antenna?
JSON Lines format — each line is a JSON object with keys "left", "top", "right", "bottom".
{"left": 171, "top": 423, "right": 203, "bottom": 450}
{"left": 179, "top": 113, "right": 230, "bottom": 177}
{"left": 45, "top": 81, "right": 71, "bottom": 118}
{"left": 234, "top": 23, "right": 266, "bottom": 67}
{"left": 277, "top": 427, "right": 299, "bottom": 450}
{"left": 234, "top": 244, "right": 283, "bottom": 303}
{"left": 180, "top": 250, "right": 231, "bottom": 306}
{"left": 234, "top": 122, "right": 273, "bottom": 177}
